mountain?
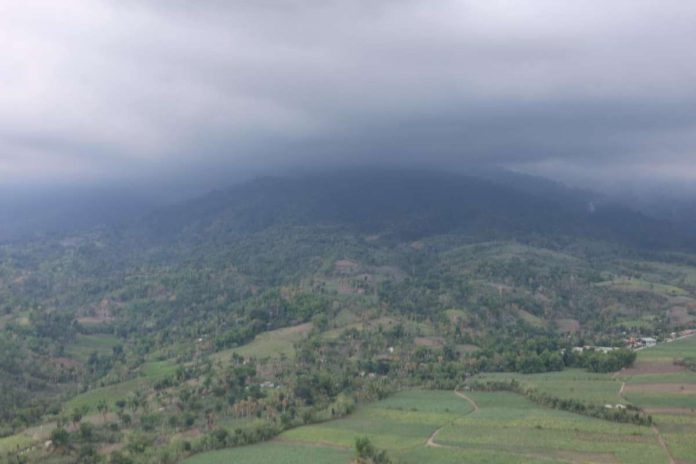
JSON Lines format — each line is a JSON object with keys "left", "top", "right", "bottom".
{"left": 129, "top": 169, "right": 692, "bottom": 252}
{"left": 2, "top": 169, "right": 696, "bottom": 462}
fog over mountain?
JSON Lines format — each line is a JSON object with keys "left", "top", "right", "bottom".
{"left": 1, "top": 1, "right": 696, "bottom": 193}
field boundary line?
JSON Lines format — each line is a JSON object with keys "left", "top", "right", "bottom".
{"left": 652, "top": 425, "right": 676, "bottom": 464}
{"left": 272, "top": 436, "right": 352, "bottom": 450}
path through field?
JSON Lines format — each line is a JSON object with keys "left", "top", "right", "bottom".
{"left": 617, "top": 358, "right": 676, "bottom": 464}
{"left": 453, "top": 390, "right": 479, "bottom": 412}
{"left": 426, "top": 390, "right": 478, "bottom": 449}
{"left": 651, "top": 425, "right": 675, "bottom": 464}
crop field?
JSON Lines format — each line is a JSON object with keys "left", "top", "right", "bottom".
{"left": 436, "top": 392, "right": 665, "bottom": 464}
{"left": 65, "top": 334, "right": 121, "bottom": 363}
{"left": 281, "top": 390, "right": 473, "bottom": 451}
{"left": 64, "top": 360, "right": 176, "bottom": 411}
{"left": 616, "top": 335, "right": 696, "bottom": 461}
{"left": 212, "top": 322, "right": 313, "bottom": 360}
{"left": 594, "top": 276, "right": 689, "bottom": 297}
{"left": 184, "top": 442, "right": 353, "bottom": 464}
{"left": 474, "top": 369, "right": 623, "bottom": 404}
{"left": 634, "top": 335, "right": 696, "bottom": 363}
{"left": 185, "top": 389, "right": 674, "bottom": 464}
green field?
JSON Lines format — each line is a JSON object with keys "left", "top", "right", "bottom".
{"left": 0, "top": 433, "right": 34, "bottom": 455}
{"left": 635, "top": 335, "right": 696, "bottom": 363}
{"left": 213, "top": 323, "right": 312, "bottom": 360}
{"left": 474, "top": 369, "right": 623, "bottom": 404}
{"left": 184, "top": 442, "right": 353, "bottom": 464}
{"left": 185, "top": 389, "right": 672, "bottom": 464}
{"left": 65, "top": 334, "right": 121, "bottom": 363}
{"left": 65, "top": 360, "right": 176, "bottom": 411}
{"left": 595, "top": 277, "right": 688, "bottom": 296}
{"left": 436, "top": 392, "right": 664, "bottom": 464}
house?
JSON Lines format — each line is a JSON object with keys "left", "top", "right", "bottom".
{"left": 572, "top": 346, "right": 616, "bottom": 354}
{"left": 639, "top": 337, "right": 657, "bottom": 348}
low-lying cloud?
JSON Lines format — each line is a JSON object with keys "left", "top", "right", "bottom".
{"left": 2, "top": 0, "right": 696, "bottom": 189}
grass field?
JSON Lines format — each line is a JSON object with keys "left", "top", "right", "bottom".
{"left": 64, "top": 360, "right": 176, "bottom": 411}
{"left": 212, "top": 323, "right": 313, "bottom": 360}
{"left": 185, "top": 389, "right": 672, "bottom": 464}
{"left": 436, "top": 392, "right": 664, "bottom": 464}
{"left": 0, "top": 433, "right": 34, "bottom": 455}
{"left": 474, "top": 369, "right": 623, "bottom": 404}
{"left": 65, "top": 334, "right": 121, "bottom": 363}
{"left": 595, "top": 277, "right": 688, "bottom": 296}
{"left": 634, "top": 335, "right": 696, "bottom": 363}
{"left": 184, "top": 442, "right": 353, "bottom": 464}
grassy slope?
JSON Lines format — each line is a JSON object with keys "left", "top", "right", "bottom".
{"left": 212, "top": 322, "right": 313, "bottom": 361}
{"left": 64, "top": 360, "right": 176, "bottom": 411}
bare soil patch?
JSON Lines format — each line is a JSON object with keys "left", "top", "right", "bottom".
{"left": 283, "top": 322, "right": 313, "bottom": 335}
{"left": 624, "top": 383, "right": 696, "bottom": 394}
{"left": 556, "top": 318, "right": 580, "bottom": 333}
{"left": 334, "top": 259, "right": 360, "bottom": 272}
{"left": 53, "top": 357, "right": 81, "bottom": 368}
{"left": 619, "top": 362, "right": 687, "bottom": 376}
{"left": 670, "top": 307, "right": 694, "bottom": 326}
{"left": 414, "top": 336, "right": 444, "bottom": 348}
{"left": 99, "top": 443, "right": 124, "bottom": 454}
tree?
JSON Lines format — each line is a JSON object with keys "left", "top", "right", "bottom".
{"left": 97, "top": 399, "right": 109, "bottom": 422}
{"left": 355, "top": 436, "right": 391, "bottom": 464}
{"left": 50, "top": 427, "right": 70, "bottom": 452}
{"left": 71, "top": 405, "right": 89, "bottom": 430}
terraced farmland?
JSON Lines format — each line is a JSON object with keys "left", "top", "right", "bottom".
{"left": 617, "top": 335, "right": 696, "bottom": 462}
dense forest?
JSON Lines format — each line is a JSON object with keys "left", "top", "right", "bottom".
{"left": 1, "top": 170, "right": 695, "bottom": 462}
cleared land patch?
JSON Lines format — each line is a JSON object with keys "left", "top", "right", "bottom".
{"left": 213, "top": 322, "right": 312, "bottom": 360}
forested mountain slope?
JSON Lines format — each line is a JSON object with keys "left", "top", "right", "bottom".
{"left": 1, "top": 170, "right": 696, "bottom": 462}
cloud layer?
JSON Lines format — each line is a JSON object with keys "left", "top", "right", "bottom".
{"left": 2, "top": 0, "right": 696, "bottom": 187}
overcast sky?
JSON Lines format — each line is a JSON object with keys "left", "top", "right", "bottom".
{"left": 1, "top": 0, "right": 696, "bottom": 191}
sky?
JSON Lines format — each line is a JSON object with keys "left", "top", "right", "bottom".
{"left": 1, "top": 0, "right": 696, "bottom": 192}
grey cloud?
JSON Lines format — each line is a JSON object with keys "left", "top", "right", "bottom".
{"left": 1, "top": 0, "right": 696, "bottom": 189}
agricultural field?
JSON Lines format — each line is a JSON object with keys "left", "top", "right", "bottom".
{"left": 64, "top": 360, "right": 176, "bottom": 411}
{"left": 184, "top": 442, "right": 353, "bottom": 464}
{"left": 435, "top": 391, "right": 666, "bottom": 464}
{"left": 185, "top": 389, "right": 672, "bottom": 464}
{"left": 212, "top": 322, "right": 313, "bottom": 360}
{"left": 595, "top": 277, "right": 689, "bottom": 297}
{"left": 617, "top": 335, "right": 696, "bottom": 462}
{"left": 473, "top": 369, "right": 623, "bottom": 405}
{"left": 65, "top": 334, "right": 121, "bottom": 363}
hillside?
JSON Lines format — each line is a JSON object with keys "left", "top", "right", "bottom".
{"left": 1, "top": 170, "right": 696, "bottom": 462}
